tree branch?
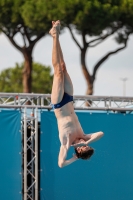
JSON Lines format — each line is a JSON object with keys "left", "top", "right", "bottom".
{"left": 12, "top": 25, "right": 23, "bottom": 37}
{"left": 89, "top": 39, "right": 108, "bottom": 47}
{"left": 22, "top": 33, "right": 27, "bottom": 47}
{"left": 12, "top": 29, "right": 18, "bottom": 37}
{"left": 87, "top": 26, "right": 121, "bottom": 47}
{"left": 87, "top": 34, "right": 109, "bottom": 46}
{"left": 1, "top": 28, "right": 9, "bottom": 37}
{"left": 67, "top": 25, "right": 82, "bottom": 50}
{"left": 2, "top": 29, "right": 23, "bottom": 52}
{"left": 92, "top": 39, "right": 129, "bottom": 82}
{"left": 23, "top": 26, "right": 31, "bottom": 44}
{"left": 82, "top": 31, "right": 88, "bottom": 49}
{"left": 19, "top": 26, "right": 27, "bottom": 47}
{"left": 8, "top": 36, "right": 23, "bottom": 52}
{"left": 31, "top": 32, "right": 45, "bottom": 49}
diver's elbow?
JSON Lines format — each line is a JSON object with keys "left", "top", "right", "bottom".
{"left": 58, "top": 161, "right": 64, "bottom": 168}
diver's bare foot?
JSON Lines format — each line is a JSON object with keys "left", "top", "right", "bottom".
{"left": 53, "top": 20, "right": 60, "bottom": 34}
{"left": 49, "top": 20, "right": 60, "bottom": 38}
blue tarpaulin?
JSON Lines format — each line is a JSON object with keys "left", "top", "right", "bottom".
{"left": 40, "top": 111, "right": 133, "bottom": 200}
{"left": 0, "top": 110, "right": 21, "bottom": 200}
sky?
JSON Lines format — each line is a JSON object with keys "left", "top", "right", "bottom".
{"left": 0, "top": 28, "right": 133, "bottom": 97}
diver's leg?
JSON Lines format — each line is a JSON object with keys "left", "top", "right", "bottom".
{"left": 50, "top": 23, "right": 64, "bottom": 104}
{"left": 52, "top": 20, "right": 74, "bottom": 96}
{"left": 61, "top": 62, "right": 74, "bottom": 96}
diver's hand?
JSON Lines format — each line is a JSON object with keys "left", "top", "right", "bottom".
{"left": 71, "top": 141, "right": 87, "bottom": 148}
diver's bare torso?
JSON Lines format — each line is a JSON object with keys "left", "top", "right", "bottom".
{"left": 54, "top": 102, "right": 85, "bottom": 147}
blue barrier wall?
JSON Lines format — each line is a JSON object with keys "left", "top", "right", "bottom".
{"left": 0, "top": 110, "right": 21, "bottom": 200}
{"left": 40, "top": 111, "right": 133, "bottom": 200}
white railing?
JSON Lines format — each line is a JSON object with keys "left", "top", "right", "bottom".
{"left": 0, "top": 93, "right": 133, "bottom": 111}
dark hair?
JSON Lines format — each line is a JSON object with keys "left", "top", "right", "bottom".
{"left": 75, "top": 146, "right": 94, "bottom": 160}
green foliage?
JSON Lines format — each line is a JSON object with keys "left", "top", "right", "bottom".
{"left": 56, "top": 0, "right": 122, "bottom": 35}
{"left": 0, "top": 0, "right": 51, "bottom": 36}
{"left": 0, "top": 0, "right": 22, "bottom": 35}
{"left": 120, "top": 0, "right": 133, "bottom": 25}
{"left": 0, "top": 63, "right": 53, "bottom": 93}
{"left": 51, "top": 0, "right": 133, "bottom": 38}
{"left": 21, "top": 0, "right": 52, "bottom": 31}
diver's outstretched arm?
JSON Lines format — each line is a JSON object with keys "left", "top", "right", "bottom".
{"left": 58, "top": 145, "right": 78, "bottom": 168}
{"left": 85, "top": 131, "right": 104, "bottom": 145}
{"left": 72, "top": 131, "right": 104, "bottom": 148}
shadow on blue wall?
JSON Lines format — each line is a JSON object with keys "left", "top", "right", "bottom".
{"left": 40, "top": 111, "right": 133, "bottom": 200}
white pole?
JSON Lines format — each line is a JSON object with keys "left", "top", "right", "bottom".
{"left": 120, "top": 78, "right": 128, "bottom": 96}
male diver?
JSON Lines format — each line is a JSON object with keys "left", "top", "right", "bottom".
{"left": 49, "top": 20, "right": 104, "bottom": 168}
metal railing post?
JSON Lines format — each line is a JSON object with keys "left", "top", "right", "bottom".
{"left": 24, "top": 107, "right": 27, "bottom": 200}
{"left": 35, "top": 108, "right": 38, "bottom": 200}
{"left": 31, "top": 108, "right": 35, "bottom": 200}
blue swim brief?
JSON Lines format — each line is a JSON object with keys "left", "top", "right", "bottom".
{"left": 51, "top": 92, "right": 73, "bottom": 109}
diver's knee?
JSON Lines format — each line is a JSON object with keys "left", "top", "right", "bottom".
{"left": 54, "top": 69, "right": 63, "bottom": 81}
{"left": 61, "top": 62, "right": 67, "bottom": 72}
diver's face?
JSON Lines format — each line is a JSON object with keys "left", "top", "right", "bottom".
{"left": 77, "top": 146, "right": 90, "bottom": 153}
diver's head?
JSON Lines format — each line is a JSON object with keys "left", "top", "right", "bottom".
{"left": 75, "top": 145, "right": 94, "bottom": 160}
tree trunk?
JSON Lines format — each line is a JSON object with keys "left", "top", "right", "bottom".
{"left": 81, "top": 49, "right": 93, "bottom": 95}
{"left": 86, "top": 82, "right": 93, "bottom": 95}
{"left": 23, "top": 50, "right": 32, "bottom": 93}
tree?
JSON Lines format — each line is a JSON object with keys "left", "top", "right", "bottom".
{"left": 0, "top": 0, "right": 51, "bottom": 93}
{"left": 56, "top": 0, "right": 133, "bottom": 95}
{"left": 0, "top": 62, "right": 53, "bottom": 93}
{"left": 1, "top": 0, "right": 132, "bottom": 97}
